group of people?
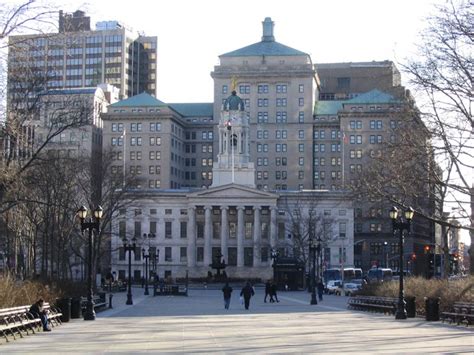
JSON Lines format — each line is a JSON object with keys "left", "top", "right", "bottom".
{"left": 221, "top": 280, "right": 280, "bottom": 310}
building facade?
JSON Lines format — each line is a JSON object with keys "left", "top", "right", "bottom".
{"left": 8, "top": 10, "right": 157, "bottom": 101}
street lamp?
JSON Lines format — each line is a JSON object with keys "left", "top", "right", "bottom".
{"left": 123, "top": 236, "right": 137, "bottom": 305}
{"left": 76, "top": 205, "right": 103, "bottom": 321}
{"left": 309, "top": 238, "right": 318, "bottom": 305}
{"left": 270, "top": 248, "right": 279, "bottom": 281}
{"left": 383, "top": 241, "right": 388, "bottom": 268}
{"left": 142, "top": 247, "right": 150, "bottom": 296}
{"left": 389, "top": 206, "right": 414, "bottom": 320}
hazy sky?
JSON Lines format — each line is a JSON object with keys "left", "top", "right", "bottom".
{"left": 42, "top": 0, "right": 445, "bottom": 103}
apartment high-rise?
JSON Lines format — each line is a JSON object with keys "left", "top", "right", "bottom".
{"left": 8, "top": 10, "right": 157, "bottom": 101}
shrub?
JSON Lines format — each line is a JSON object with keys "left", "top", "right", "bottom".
{"left": 357, "top": 276, "right": 474, "bottom": 314}
{"left": 0, "top": 273, "right": 63, "bottom": 307}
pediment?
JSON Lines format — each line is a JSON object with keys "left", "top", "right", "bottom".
{"left": 188, "top": 183, "right": 278, "bottom": 200}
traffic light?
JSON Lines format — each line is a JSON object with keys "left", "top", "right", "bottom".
{"left": 424, "top": 245, "right": 430, "bottom": 254}
{"left": 427, "top": 253, "right": 434, "bottom": 278}
{"left": 411, "top": 253, "right": 416, "bottom": 260}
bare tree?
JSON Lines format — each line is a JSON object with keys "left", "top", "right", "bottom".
{"left": 401, "top": 0, "right": 473, "bottom": 273}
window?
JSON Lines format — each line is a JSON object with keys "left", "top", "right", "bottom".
{"left": 299, "top": 144, "right": 304, "bottom": 152}
{"left": 197, "top": 247, "right": 204, "bottom": 262}
{"left": 339, "top": 222, "right": 346, "bottom": 238}
{"left": 298, "top": 98, "right": 304, "bottom": 106}
{"left": 258, "top": 84, "right": 269, "bottom": 94}
{"left": 239, "top": 84, "right": 250, "bottom": 94}
{"left": 298, "top": 111, "right": 304, "bottom": 123}
{"left": 244, "top": 247, "right": 253, "bottom": 266}
{"left": 180, "top": 247, "right": 187, "bottom": 262}
{"left": 222, "top": 85, "right": 228, "bottom": 94}
{"left": 298, "top": 130, "right": 304, "bottom": 139}
{"left": 276, "top": 84, "right": 287, "bottom": 93}
{"left": 165, "top": 247, "right": 172, "bottom": 262}
{"left": 228, "top": 247, "right": 237, "bottom": 266}
{"left": 165, "top": 221, "right": 172, "bottom": 238}
{"left": 276, "top": 98, "right": 287, "bottom": 107}
{"left": 299, "top": 84, "right": 304, "bottom": 93}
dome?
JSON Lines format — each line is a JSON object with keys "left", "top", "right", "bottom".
{"left": 223, "top": 91, "right": 245, "bottom": 111}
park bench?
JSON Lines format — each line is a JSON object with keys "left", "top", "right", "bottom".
{"left": 81, "top": 294, "right": 108, "bottom": 312}
{"left": 440, "top": 302, "right": 474, "bottom": 326}
{"left": 348, "top": 296, "right": 398, "bottom": 315}
{"left": 0, "top": 303, "right": 62, "bottom": 343}
{"left": 153, "top": 283, "right": 188, "bottom": 296}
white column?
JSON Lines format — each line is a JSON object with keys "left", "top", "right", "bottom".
{"left": 204, "top": 206, "right": 212, "bottom": 266}
{"left": 270, "top": 206, "right": 277, "bottom": 249}
{"left": 253, "top": 206, "right": 261, "bottom": 267}
{"left": 220, "top": 206, "right": 229, "bottom": 264}
{"left": 187, "top": 207, "right": 196, "bottom": 267}
{"left": 237, "top": 206, "right": 245, "bottom": 267}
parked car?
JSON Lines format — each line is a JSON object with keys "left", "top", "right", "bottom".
{"left": 325, "top": 280, "right": 342, "bottom": 294}
{"left": 335, "top": 282, "right": 362, "bottom": 296}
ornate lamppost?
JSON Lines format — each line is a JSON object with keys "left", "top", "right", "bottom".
{"left": 271, "top": 249, "right": 279, "bottom": 282}
{"left": 123, "top": 236, "right": 137, "bottom": 305}
{"left": 142, "top": 247, "right": 150, "bottom": 296}
{"left": 389, "top": 206, "right": 414, "bottom": 320}
{"left": 309, "top": 238, "right": 318, "bottom": 305}
{"left": 76, "top": 205, "right": 103, "bottom": 321}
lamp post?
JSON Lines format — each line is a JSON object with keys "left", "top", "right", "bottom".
{"left": 142, "top": 248, "right": 150, "bottom": 295}
{"left": 383, "top": 241, "right": 388, "bottom": 268}
{"left": 270, "top": 249, "right": 279, "bottom": 282}
{"left": 76, "top": 205, "right": 104, "bottom": 321}
{"left": 309, "top": 238, "right": 318, "bottom": 305}
{"left": 389, "top": 206, "right": 414, "bottom": 320}
{"left": 123, "top": 236, "right": 137, "bottom": 305}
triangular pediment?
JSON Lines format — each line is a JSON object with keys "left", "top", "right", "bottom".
{"left": 188, "top": 183, "right": 278, "bottom": 200}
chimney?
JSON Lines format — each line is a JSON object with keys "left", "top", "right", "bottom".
{"left": 261, "top": 17, "right": 275, "bottom": 42}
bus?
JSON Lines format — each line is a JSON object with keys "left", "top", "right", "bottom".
{"left": 323, "top": 267, "right": 363, "bottom": 284}
{"left": 367, "top": 268, "right": 393, "bottom": 283}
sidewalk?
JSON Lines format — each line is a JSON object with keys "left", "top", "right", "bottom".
{"left": 2, "top": 287, "right": 472, "bottom": 353}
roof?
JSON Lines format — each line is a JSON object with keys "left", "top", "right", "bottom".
{"left": 314, "top": 101, "right": 344, "bottom": 115}
{"left": 110, "top": 92, "right": 166, "bottom": 108}
{"left": 220, "top": 40, "right": 307, "bottom": 57}
{"left": 345, "top": 89, "right": 399, "bottom": 104}
{"left": 168, "top": 103, "right": 213, "bottom": 117}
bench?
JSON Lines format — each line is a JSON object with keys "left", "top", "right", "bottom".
{"left": 81, "top": 294, "right": 108, "bottom": 312}
{"left": 440, "top": 302, "right": 474, "bottom": 326}
{"left": 0, "top": 303, "right": 62, "bottom": 343}
{"left": 348, "top": 296, "right": 398, "bottom": 315}
{"left": 153, "top": 284, "right": 188, "bottom": 296}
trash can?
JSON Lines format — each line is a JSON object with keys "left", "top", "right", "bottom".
{"left": 425, "top": 297, "right": 440, "bottom": 321}
{"left": 406, "top": 296, "right": 416, "bottom": 318}
{"left": 55, "top": 297, "right": 71, "bottom": 322}
{"left": 70, "top": 298, "right": 82, "bottom": 319}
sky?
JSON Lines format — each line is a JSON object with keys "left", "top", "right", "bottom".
{"left": 41, "top": 0, "right": 446, "bottom": 103}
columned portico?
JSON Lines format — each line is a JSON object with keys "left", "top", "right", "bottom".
{"left": 204, "top": 206, "right": 212, "bottom": 266}
{"left": 187, "top": 207, "right": 196, "bottom": 267}
{"left": 237, "top": 206, "right": 245, "bottom": 267}
{"left": 220, "top": 206, "right": 229, "bottom": 263}
{"left": 270, "top": 206, "right": 277, "bottom": 249}
{"left": 253, "top": 206, "right": 261, "bottom": 267}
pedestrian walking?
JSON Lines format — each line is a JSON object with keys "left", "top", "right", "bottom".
{"left": 317, "top": 280, "right": 324, "bottom": 301}
{"left": 271, "top": 282, "right": 279, "bottom": 303}
{"left": 264, "top": 280, "right": 273, "bottom": 303}
{"left": 222, "top": 282, "right": 233, "bottom": 310}
{"left": 240, "top": 281, "right": 255, "bottom": 310}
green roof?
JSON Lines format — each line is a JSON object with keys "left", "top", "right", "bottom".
{"left": 314, "top": 101, "right": 344, "bottom": 115}
{"left": 110, "top": 92, "right": 166, "bottom": 107}
{"left": 168, "top": 103, "right": 213, "bottom": 117}
{"left": 220, "top": 40, "right": 307, "bottom": 57}
{"left": 345, "top": 89, "right": 399, "bottom": 104}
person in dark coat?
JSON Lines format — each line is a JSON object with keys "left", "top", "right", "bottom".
{"left": 222, "top": 282, "right": 233, "bottom": 310}
{"left": 240, "top": 281, "right": 255, "bottom": 310}
{"left": 29, "top": 299, "right": 50, "bottom": 331}
{"left": 317, "top": 280, "right": 325, "bottom": 301}
{"left": 264, "top": 280, "right": 273, "bottom": 303}
{"left": 270, "top": 282, "right": 279, "bottom": 303}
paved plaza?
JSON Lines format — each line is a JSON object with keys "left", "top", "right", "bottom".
{"left": 2, "top": 286, "right": 473, "bottom": 354}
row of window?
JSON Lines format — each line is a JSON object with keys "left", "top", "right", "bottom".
{"left": 313, "top": 144, "right": 341, "bottom": 153}
{"left": 314, "top": 171, "right": 342, "bottom": 180}
{"left": 314, "top": 130, "right": 342, "bottom": 140}
{"left": 224, "top": 83, "right": 304, "bottom": 95}
{"left": 111, "top": 122, "right": 162, "bottom": 133}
